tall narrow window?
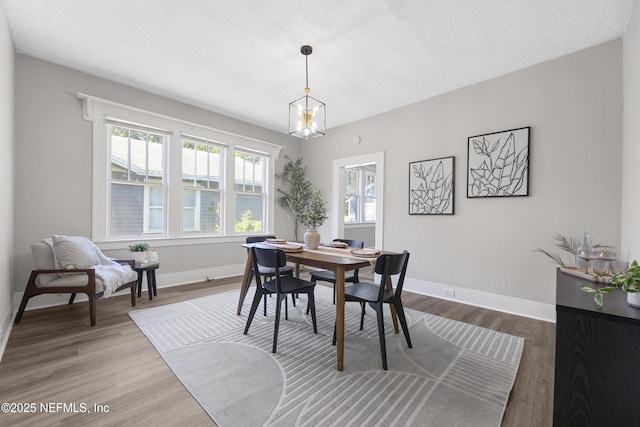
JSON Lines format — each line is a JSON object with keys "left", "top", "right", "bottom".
{"left": 344, "top": 167, "right": 376, "bottom": 223}
{"left": 344, "top": 168, "right": 360, "bottom": 223}
{"left": 109, "top": 123, "right": 167, "bottom": 237}
{"left": 182, "top": 136, "right": 224, "bottom": 234}
{"left": 364, "top": 170, "right": 376, "bottom": 222}
{"left": 235, "top": 150, "right": 267, "bottom": 233}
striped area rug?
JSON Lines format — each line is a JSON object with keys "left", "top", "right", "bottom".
{"left": 129, "top": 287, "right": 524, "bottom": 427}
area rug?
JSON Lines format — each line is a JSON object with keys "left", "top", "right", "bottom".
{"left": 129, "top": 286, "right": 524, "bottom": 427}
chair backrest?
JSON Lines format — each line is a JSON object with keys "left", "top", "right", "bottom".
{"left": 246, "top": 235, "right": 276, "bottom": 244}
{"left": 31, "top": 240, "right": 58, "bottom": 287}
{"left": 374, "top": 251, "right": 410, "bottom": 301}
{"left": 333, "top": 239, "right": 364, "bottom": 249}
{"left": 250, "top": 246, "right": 287, "bottom": 290}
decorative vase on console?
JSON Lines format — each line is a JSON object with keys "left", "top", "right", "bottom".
{"left": 302, "top": 189, "right": 328, "bottom": 250}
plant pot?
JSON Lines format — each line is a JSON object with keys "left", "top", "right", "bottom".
{"left": 303, "top": 229, "right": 320, "bottom": 250}
{"left": 132, "top": 251, "right": 147, "bottom": 263}
{"left": 627, "top": 292, "right": 640, "bottom": 308}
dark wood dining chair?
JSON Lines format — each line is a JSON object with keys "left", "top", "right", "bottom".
{"left": 310, "top": 239, "right": 364, "bottom": 304}
{"left": 245, "top": 235, "right": 295, "bottom": 315}
{"left": 334, "top": 250, "right": 411, "bottom": 370}
{"left": 244, "top": 246, "right": 318, "bottom": 353}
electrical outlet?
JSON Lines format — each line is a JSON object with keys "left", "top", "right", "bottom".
{"left": 444, "top": 288, "right": 455, "bottom": 297}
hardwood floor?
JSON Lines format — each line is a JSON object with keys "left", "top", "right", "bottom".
{"left": 0, "top": 274, "right": 555, "bottom": 426}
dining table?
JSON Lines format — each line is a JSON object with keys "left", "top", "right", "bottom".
{"left": 237, "top": 241, "right": 399, "bottom": 371}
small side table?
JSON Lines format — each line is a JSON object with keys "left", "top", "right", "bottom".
{"left": 135, "top": 262, "right": 160, "bottom": 300}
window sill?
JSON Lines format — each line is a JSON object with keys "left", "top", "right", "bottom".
{"left": 95, "top": 235, "right": 248, "bottom": 250}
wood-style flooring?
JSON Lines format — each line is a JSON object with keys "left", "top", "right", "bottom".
{"left": 0, "top": 273, "right": 555, "bottom": 426}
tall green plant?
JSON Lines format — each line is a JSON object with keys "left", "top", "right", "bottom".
{"left": 302, "top": 189, "right": 329, "bottom": 230}
{"left": 277, "top": 156, "right": 312, "bottom": 241}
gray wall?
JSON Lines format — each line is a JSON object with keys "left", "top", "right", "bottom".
{"left": 8, "top": 34, "right": 629, "bottom": 317}
{"left": 0, "top": 2, "right": 15, "bottom": 347}
{"left": 344, "top": 225, "right": 375, "bottom": 248}
{"left": 622, "top": 1, "right": 640, "bottom": 260}
{"left": 12, "top": 55, "right": 300, "bottom": 293}
{"left": 300, "top": 40, "right": 623, "bottom": 307}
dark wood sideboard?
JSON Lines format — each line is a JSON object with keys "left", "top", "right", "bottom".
{"left": 554, "top": 269, "right": 640, "bottom": 426}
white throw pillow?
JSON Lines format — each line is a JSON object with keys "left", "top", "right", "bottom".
{"left": 52, "top": 235, "right": 99, "bottom": 269}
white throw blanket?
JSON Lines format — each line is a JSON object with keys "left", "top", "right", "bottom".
{"left": 45, "top": 237, "right": 137, "bottom": 298}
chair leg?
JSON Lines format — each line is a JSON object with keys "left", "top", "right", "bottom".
{"left": 14, "top": 290, "right": 33, "bottom": 324}
{"left": 263, "top": 294, "right": 268, "bottom": 316}
{"left": 375, "top": 303, "right": 388, "bottom": 370}
{"left": 130, "top": 283, "right": 137, "bottom": 307}
{"left": 273, "top": 293, "right": 285, "bottom": 353}
{"left": 360, "top": 302, "right": 366, "bottom": 330}
{"left": 89, "top": 294, "right": 97, "bottom": 327}
{"left": 69, "top": 293, "right": 76, "bottom": 304}
{"left": 332, "top": 322, "right": 337, "bottom": 346}
{"left": 285, "top": 295, "right": 289, "bottom": 320}
{"left": 333, "top": 283, "right": 336, "bottom": 305}
{"left": 394, "top": 301, "right": 413, "bottom": 348}
{"left": 244, "top": 291, "right": 263, "bottom": 334}
{"left": 308, "top": 292, "right": 317, "bottom": 333}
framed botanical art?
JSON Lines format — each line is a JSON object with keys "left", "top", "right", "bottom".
{"left": 409, "top": 156, "right": 454, "bottom": 215}
{"left": 467, "top": 126, "right": 530, "bottom": 198}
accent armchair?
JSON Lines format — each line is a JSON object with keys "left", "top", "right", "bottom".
{"left": 15, "top": 235, "right": 138, "bottom": 326}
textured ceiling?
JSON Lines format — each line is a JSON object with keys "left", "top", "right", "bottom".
{"left": 2, "top": 0, "right": 634, "bottom": 134}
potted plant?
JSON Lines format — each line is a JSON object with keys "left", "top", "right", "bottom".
{"left": 581, "top": 260, "right": 640, "bottom": 307}
{"left": 301, "top": 189, "right": 329, "bottom": 249}
{"left": 128, "top": 241, "right": 150, "bottom": 263}
{"left": 276, "top": 156, "right": 312, "bottom": 241}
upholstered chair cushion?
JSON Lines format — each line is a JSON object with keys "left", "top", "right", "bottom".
{"left": 42, "top": 274, "right": 106, "bottom": 293}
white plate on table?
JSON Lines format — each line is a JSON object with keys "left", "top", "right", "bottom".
{"left": 350, "top": 248, "right": 381, "bottom": 258}
{"left": 327, "top": 241, "right": 348, "bottom": 248}
{"left": 265, "top": 238, "right": 287, "bottom": 244}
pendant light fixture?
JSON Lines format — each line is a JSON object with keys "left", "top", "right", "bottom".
{"left": 289, "top": 45, "right": 326, "bottom": 139}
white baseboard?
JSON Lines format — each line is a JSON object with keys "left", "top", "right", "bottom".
{"left": 403, "top": 277, "right": 556, "bottom": 323}
{"left": 0, "top": 305, "right": 14, "bottom": 363}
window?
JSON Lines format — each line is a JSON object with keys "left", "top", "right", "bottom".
{"left": 109, "top": 123, "right": 167, "bottom": 237}
{"left": 344, "top": 167, "right": 376, "bottom": 223}
{"left": 182, "top": 136, "right": 223, "bottom": 235}
{"left": 234, "top": 151, "right": 266, "bottom": 233}
{"left": 81, "top": 93, "right": 283, "bottom": 244}
{"left": 364, "top": 170, "right": 376, "bottom": 222}
{"left": 344, "top": 169, "right": 359, "bottom": 223}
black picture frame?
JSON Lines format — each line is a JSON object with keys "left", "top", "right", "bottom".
{"left": 409, "top": 156, "right": 455, "bottom": 215}
{"left": 467, "top": 126, "right": 530, "bottom": 198}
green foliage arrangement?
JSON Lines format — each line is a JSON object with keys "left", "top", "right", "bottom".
{"left": 277, "top": 156, "right": 313, "bottom": 241}
{"left": 581, "top": 260, "right": 640, "bottom": 306}
{"left": 534, "top": 233, "right": 609, "bottom": 267}
{"left": 302, "top": 190, "right": 329, "bottom": 230}
{"left": 128, "top": 242, "right": 150, "bottom": 252}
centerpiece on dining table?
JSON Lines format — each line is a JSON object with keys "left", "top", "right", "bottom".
{"left": 301, "top": 189, "right": 329, "bottom": 250}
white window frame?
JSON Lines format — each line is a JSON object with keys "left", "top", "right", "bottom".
{"left": 181, "top": 135, "right": 225, "bottom": 235}
{"left": 78, "top": 93, "right": 283, "bottom": 248}
{"left": 234, "top": 149, "right": 268, "bottom": 234}
{"left": 344, "top": 166, "right": 376, "bottom": 224}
